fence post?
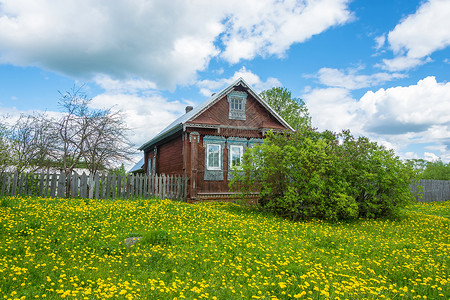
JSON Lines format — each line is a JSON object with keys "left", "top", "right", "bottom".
{"left": 57, "top": 171, "right": 65, "bottom": 198}
{"left": 0, "top": 172, "right": 6, "bottom": 197}
{"left": 49, "top": 173, "right": 58, "bottom": 198}
{"left": 94, "top": 173, "right": 100, "bottom": 199}
{"left": 71, "top": 172, "right": 77, "bottom": 198}
{"left": 88, "top": 174, "right": 94, "bottom": 199}
{"left": 80, "top": 172, "right": 87, "bottom": 199}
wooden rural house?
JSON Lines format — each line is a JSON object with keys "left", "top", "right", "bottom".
{"left": 137, "top": 78, "right": 293, "bottom": 200}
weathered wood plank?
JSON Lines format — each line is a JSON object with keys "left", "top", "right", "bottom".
{"left": 17, "top": 173, "right": 25, "bottom": 195}
{"left": 80, "top": 172, "right": 87, "bottom": 199}
{"left": 57, "top": 171, "right": 65, "bottom": 198}
{"left": 38, "top": 173, "right": 45, "bottom": 197}
{"left": 94, "top": 173, "right": 100, "bottom": 199}
{"left": 72, "top": 172, "right": 78, "bottom": 198}
{"left": 1, "top": 172, "right": 7, "bottom": 196}
{"left": 101, "top": 174, "right": 106, "bottom": 199}
{"left": 138, "top": 174, "right": 143, "bottom": 198}
{"left": 111, "top": 174, "right": 116, "bottom": 199}
{"left": 49, "top": 173, "right": 57, "bottom": 198}
{"left": 88, "top": 174, "right": 94, "bottom": 199}
{"left": 106, "top": 173, "right": 111, "bottom": 199}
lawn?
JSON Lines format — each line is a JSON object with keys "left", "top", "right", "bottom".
{"left": 0, "top": 196, "right": 448, "bottom": 299}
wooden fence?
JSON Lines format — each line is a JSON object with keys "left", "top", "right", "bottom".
{"left": 410, "top": 179, "right": 450, "bottom": 202}
{"left": 0, "top": 171, "right": 188, "bottom": 201}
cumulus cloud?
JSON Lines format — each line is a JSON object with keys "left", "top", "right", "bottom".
{"left": 197, "top": 67, "right": 281, "bottom": 96}
{"left": 313, "top": 67, "right": 405, "bottom": 90}
{"left": 380, "top": 0, "right": 450, "bottom": 71}
{"left": 221, "top": 0, "right": 353, "bottom": 63}
{"left": 0, "top": 0, "right": 352, "bottom": 88}
{"left": 303, "top": 76, "right": 450, "bottom": 161}
{"left": 360, "top": 76, "right": 450, "bottom": 134}
{"left": 89, "top": 92, "right": 187, "bottom": 147}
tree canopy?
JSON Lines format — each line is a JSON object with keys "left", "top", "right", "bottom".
{"left": 259, "top": 87, "right": 310, "bottom": 130}
{"left": 231, "top": 128, "right": 416, "bottom": 221}
{"left": 2, "top": 86, "right": 134, "bottom": 175}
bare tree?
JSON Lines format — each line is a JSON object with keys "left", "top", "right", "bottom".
{"left": 55, "top": 86, "right": 133, "bottom": 176}
{"left": 0, "top": 120, "right": 12, "bottom": 173}
{"left": 82, "top": 109, "right": 134, "bottom": 176}
{"left": 8, "top": 113, "right": 57, "bottom": 173}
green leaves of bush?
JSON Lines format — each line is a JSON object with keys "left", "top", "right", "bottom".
{"left": 231, "top": 129, "right": 416, "bottom": 221}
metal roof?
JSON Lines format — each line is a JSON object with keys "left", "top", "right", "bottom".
{"left": 138, "top": 77, "right": 293, "bottom": 151}
{"left": 129, "top": 157, "right": 144, "bottom": 173}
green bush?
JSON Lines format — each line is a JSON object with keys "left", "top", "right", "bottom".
{"left": 231, "top": 128, "right": 416, "bottom": 221}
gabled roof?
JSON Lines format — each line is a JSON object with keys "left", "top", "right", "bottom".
{"left": 138, "top": 77, "right": 293, "bottom": 151}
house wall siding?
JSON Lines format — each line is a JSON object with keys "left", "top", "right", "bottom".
{"left": 157, "top": 135, "right": 184, "bottom": 175}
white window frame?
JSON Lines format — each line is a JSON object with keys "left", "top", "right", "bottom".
{"left": 207, "top": 144, "right": 222, "bottom": 171}
{"left": 229, "top": 145, "right": 244, "bottom": 170}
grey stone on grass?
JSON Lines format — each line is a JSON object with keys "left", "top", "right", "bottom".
{"left": 124, "top": 236, "right": 143, "bottom": 247}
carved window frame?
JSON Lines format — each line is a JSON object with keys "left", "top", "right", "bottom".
{"left": 203, "top": 135, "right": 225, "bottom": 181}
{"left": 229, "top": 145, "right": 243, "bottom": 170}
{"left": 206, "top": 144, "right": 221, "bottom": 171}
{"left": 227, "top": 137, "right": 248, "bottom": 180}
{"left": 227, "top": 91, "right": 247, "bottom": 120}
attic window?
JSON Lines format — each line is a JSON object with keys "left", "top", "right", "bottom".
{"left": 227, "top": 91, "right": 247, "bottom": 120}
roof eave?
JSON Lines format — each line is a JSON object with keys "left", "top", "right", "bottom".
{"left": 138, "top": 123, "right": 183, "bottom": 151}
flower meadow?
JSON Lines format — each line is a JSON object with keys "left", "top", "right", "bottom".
{"left": 0, "top": 196, "right": 448, "bottom": 300}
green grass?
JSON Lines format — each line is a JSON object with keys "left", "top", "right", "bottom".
{"left": 0, "top": 196, "right": 448, "bottom": 299}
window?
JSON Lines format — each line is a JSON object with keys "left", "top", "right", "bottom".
{"left": 207, "top": 144, "right": 221, "bottom": 170}
{"left": 230, "top": 145, "right": 243, "bottom": 169}
{"left": 227, "top": 91, "right": 247, "bottom": 120}
{"left": 203, "top": 135, "right": 225, "bottom": 181}
{"left": 230, "top": 98, "right": 242, "bottom": 110}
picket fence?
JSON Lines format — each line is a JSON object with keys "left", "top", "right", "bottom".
{"left": 0, "top": 171, "right": 188, "bottom": 201}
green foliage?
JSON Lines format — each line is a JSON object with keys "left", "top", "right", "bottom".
{"left": 231, "top": 128, "right": 416, "bottom": 221}
{"left": 407, "top": 159, "right": 450, "bottom": 180}
{"left": 259, "top": 87, "right": 311, "bottom": 130}
{"left": 110, "top": 163, "right": 127, "bottom": 176}
{"left": 420, "top": 160, "right": 449, "bottom": 180}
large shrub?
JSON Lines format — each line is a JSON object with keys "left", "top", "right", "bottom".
{"left": 231, "top": 128, "right": 416, "bottom": 221}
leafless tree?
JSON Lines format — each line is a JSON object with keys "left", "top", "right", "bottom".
{"left": 82, "top": 109, "right": 134, "bottom": 176}
{"left": 55, "top": 86, "right": 133, "bottom": 176}
{"left": 0, "top": 120, "right": 12, "bottom": 173}
{"left": 8, "top": 113, "right": 57, "bottom": 173}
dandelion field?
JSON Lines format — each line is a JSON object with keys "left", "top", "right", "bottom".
{"left": 0, "top": 196, "right": 448, "bottom": 299}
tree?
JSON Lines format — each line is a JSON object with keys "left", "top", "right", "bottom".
{"left": 259, "top": 87, "right": 311, "bottom": 130}
{"left": 8, "top": 113, "right": 57, "bottom": 173}
{"left": 407, "top": 159, "right": 450, "bottom": 180}
{"left": 55, "top": 86, "right": 134, "bottom": 176}
{"left": 420, "top": 160, "right": 450, "bottom": 180}
{"left": 0, "top": 120, "right": 12, "bottom": 173}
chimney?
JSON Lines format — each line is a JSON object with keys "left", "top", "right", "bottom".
{"left": 185, "top": 106, "right": 193, "bottom": 113}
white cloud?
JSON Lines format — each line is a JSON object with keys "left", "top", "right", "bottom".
{"left": 221, "top": 0, "right": 353, "bottom": 63}
{"left": 94, "top": 75, "right": 157, "bottom": 94}
{"left": 380, "top": 0, "right": 450, "bottom": 71}
{"left": 303, "top": 76, "right": 450, "bottom": 162}
{"left": 303, "top": 87, "right": 361, "bottom": 134}
{"left": 314, "top": 67, "right": 405, "bottom": 89}
{"left": 197, "top": 67, "right": 281, "bottom": 96}
{"left": 424, "top": 152, "right": 440, "bottom": 162}
{"left": 360, "top": 77, "right": 450, "bottom": 133}
{"left": 374, "top": 34, "right": 385, "bottom": 50}
{"left": 0, "top": 0, "right": 352, "bottom": 88}
{"left": 90, "top": 92, "right": 187, "bottom": 147}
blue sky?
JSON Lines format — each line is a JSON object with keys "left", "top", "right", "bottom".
{"left": 0, "top": 0, "right": 449, "bottom": 166}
